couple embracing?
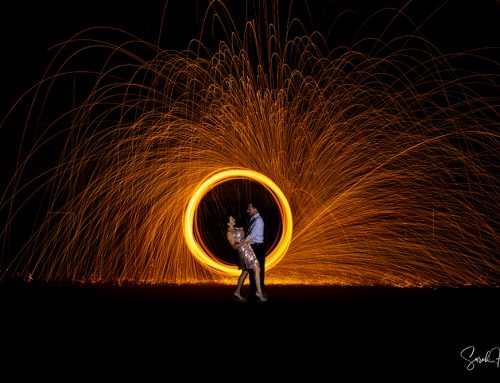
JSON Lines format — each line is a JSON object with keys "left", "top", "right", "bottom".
{"left": 226, "top": 201, "right": 267, "bottom": 303}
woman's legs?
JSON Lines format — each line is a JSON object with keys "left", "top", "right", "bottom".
{"left": 235, "top": 270, "right": 249, "bottom": 297}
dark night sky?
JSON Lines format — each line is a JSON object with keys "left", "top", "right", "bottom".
{"left": 1, "top": 0, "right": 498, "bottom": 111}
{"left": 0, "top": 0, "right": 498, "bottom": 187}
{"left": 1, "top": 0, "right": 498, "bottom": 115}
{"left": 0, "top": 0, "right": 498, "bottom": 216}
{"left": 0, "top": 0, "right": 189, "bottom": 114}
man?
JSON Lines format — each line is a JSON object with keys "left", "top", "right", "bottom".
{"left": 246, "top": 201, "right": 265, "bottom": 299}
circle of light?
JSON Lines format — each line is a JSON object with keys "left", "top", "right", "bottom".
{"left": 183, "top": 168, "right": 293, "bottom": 276}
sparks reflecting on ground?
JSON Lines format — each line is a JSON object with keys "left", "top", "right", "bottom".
{"left": 0, "top": 1, "right": 498, "bottom": 286}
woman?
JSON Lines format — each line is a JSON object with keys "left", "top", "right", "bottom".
{"left": 226, "top": 215, "right": 267, "bottom": 303}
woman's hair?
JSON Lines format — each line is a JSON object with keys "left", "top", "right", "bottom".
{"left": 227, "top": 214, "right": 244, "bottom": 227}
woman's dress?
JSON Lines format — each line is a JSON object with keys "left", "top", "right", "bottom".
{"left": 232, "top": 228, "right": 259, "bottom": 270}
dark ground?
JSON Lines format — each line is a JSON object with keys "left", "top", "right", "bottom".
{"left": 1, "top": 280, "right": 498, "bottom": 380}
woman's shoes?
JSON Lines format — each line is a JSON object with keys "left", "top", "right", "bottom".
{"left": 233, "top": 292, "right": 247, "bottom": 303}
{"left": 233, "top": 291, "right": 267, "bottom": 303}
{"left": 255, "top": 292, "right": 268, "bottom": 303}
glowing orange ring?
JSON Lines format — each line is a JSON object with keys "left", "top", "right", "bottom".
{"left": 183, "top": 168, "right": 293, "bottom": 276}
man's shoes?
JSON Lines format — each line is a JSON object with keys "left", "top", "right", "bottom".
{"left": 233, "top": 293, "right": 247, "bottom": 303}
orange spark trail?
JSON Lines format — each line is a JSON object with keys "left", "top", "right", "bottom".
{"left": 1, "top": 1, "right": 498, "bottom": 287}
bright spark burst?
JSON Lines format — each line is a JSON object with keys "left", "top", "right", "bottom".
{"left": 183, "top": 168, "right": 293, "bottom": 276}
{"left": 1, "top": 1, "right": 499, "bottom": 286}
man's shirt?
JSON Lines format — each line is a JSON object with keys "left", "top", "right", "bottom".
{"left": 248, "top": 213, "right": 264, "bottom": 244}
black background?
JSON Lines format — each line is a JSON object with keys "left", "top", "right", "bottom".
{"left": 0, "top": 1, "right": 499, "bottom": 379}
{"left": 1, "top": 0, "right": 498, "bottom": 114}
